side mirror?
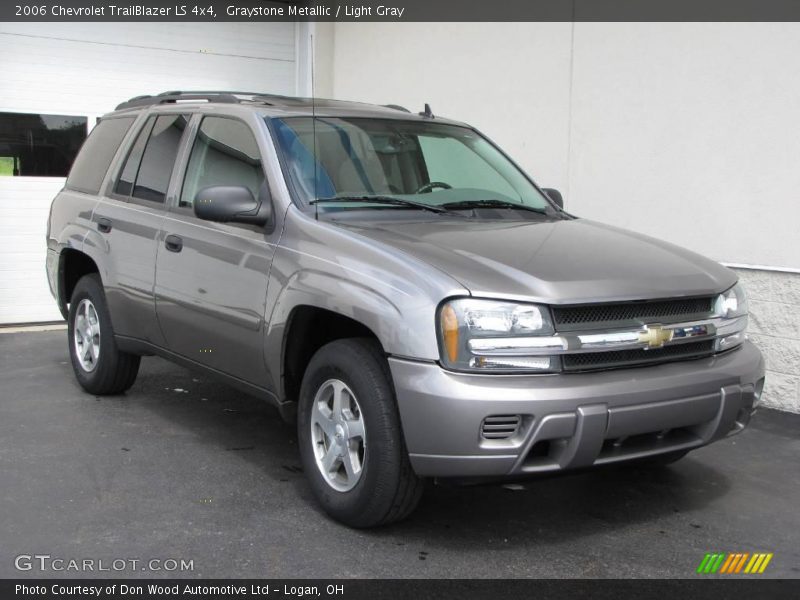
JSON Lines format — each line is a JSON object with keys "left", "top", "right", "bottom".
{"left": 542, "top": 187, "right": 563, "bottom": 209}
{"left": 194, "top": 185, "right": 271, "bottom": 226}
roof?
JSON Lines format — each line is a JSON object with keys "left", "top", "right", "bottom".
{"left": 111, "top": 91, "right": 465, "bottom": 125}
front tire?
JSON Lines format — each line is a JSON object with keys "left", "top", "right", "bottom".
{"left": 297, "top": 338, "right": 423, "bottom": 527}
{"left": 67, "top": 274, "right": 140, "bottom": 395}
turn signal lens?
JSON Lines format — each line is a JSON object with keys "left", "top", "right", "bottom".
{"left": 441, "top": 303, "right": 459, "bottom": 363}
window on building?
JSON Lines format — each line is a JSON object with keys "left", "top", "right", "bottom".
{"left": 0, "top": 112, "right": 88, "bottom": 177}
{"left": 180, "top": 117, "right": 264, "bottom": 208}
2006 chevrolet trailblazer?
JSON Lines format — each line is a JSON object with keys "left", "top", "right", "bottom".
{"left": 47, "top": 91, "right": 765, "bottom": 527}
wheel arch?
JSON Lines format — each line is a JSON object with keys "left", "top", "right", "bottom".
{"left": 278, "top": 304, "right": 385, "bottom": 419}
{"left": 57, "top": 248, "right": 101, "bottom": 319}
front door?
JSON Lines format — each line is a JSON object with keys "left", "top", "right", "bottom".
{"left": 154, "top": 115, "right": 278, "bottom": 388}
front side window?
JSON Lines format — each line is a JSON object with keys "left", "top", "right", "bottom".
{"left": 271, "top": 117, "right": 550, "bottom": 214}
{"left": 0, "top": 112, "right": 88, "bottom": 178}
{"left": 115, "top": 114, "right": 189, "bottom": 203}
{"left": 180, "top": 117, "right": 264, "bottom": 209}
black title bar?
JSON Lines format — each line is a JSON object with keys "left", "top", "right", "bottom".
{"left": 5, "top": 0, "right": 800, "bottom": 22}
{"left": 3, "top": 579, "right": 800, "bottom": 600}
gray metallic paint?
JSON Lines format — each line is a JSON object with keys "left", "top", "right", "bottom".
{"left": 333, "top": 217, "right": 738, "bottom": 305}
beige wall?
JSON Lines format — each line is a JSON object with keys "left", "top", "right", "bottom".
{"left": 321, "top": 22, "right": 800, "bottom": 412}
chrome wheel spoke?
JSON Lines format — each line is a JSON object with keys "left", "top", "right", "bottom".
{"left": 311, "top": 403, "right": 336, "bottom": 439}
{"left": 73, "top": 299, "right": 101, "bottom": 372}
{"left": 310, "top": 378, "right": 366, "bottom": 492}
{"left": 342, "top": 448, "right": 359, "bottom": 479}
{"left": 346, "top": 417, "right": 365, "bottom": 440}
{"left": 321, "top": 444, "right": 339, "bottom": 474}
{"left": 331, "top": 381, "right": 346, "bottom": 420}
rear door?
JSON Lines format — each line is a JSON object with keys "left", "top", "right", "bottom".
{"left": 154, "top": 114, "right": 278, "bottom": 388}
{"left": 94, "top": 112, "right": 191, "bottom": 344}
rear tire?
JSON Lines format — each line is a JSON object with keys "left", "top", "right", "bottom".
{"left": 67, "top": 273, "right": 140, "bottom": 395}
{"left": 297, "top": 338, "right": 423, "bottom": 527}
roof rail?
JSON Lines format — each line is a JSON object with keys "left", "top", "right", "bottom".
{"left": 115, "top": 90, "right": 264, "bottom": 111}
{"left": 383, "top": 104, "right": 411, "bottom": 113}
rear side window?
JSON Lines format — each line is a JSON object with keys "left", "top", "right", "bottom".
{"left": 65, "top": 117, "right": 135, "bottom": 194}
{"left": 115, "top": 117, "right": 154, "bottom": 196}
{"left": 115, "top": 114, "right": 189, "bottom": 203}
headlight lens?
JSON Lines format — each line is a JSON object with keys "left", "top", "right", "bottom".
{"left": 713, "top": 282, "right": 749, "bottom": 351}
{"left": 714, "top": 282, "right": 748, "bottom": 318}
{"left": 438, "top": 298, "right": 559, "bottom": 373}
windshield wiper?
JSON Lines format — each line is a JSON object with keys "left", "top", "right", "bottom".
{"left": 440, "top": 199, "right": 548, "bottom": 214}
{"left": 310, "top": 195, "right": 446, "bottom": 214}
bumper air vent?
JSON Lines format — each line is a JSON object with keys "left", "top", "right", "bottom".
{"left": 481, "top": 415, "right": 522, "bottom": 440}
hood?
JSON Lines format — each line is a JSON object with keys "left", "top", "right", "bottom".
{"left": 335, "top": 217, "right": 736, "bottom": 304}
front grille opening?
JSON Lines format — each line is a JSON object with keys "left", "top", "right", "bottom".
{"left": 563, "top": 340, "right": 715, "bottom": 372}
{"left": 481, "top": 415, "right": 522, "bottom": 440}
{"left": 552, "top": 297, "right": 714, "bottom": 331}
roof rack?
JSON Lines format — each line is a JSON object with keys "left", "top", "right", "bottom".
{"left": 114, "top": 90, "right": 289, "bottom": 111}
{"left": 115, "top": 90, "right": 415, "bottom": 114}
{"left": 383, "top": 104, "right": 411, "bottom": 113}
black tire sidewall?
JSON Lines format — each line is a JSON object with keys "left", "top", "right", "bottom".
{"left": 297, "top": 339, "right": 408, "bottom": 525}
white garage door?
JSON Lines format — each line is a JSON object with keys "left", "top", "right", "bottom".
{"left": 0, "top": 22, "right": 301, "bottom": 324}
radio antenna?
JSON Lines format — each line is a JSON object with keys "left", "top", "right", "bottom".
{"left": 311, "top": 33, "right": 319, "bottom": 221}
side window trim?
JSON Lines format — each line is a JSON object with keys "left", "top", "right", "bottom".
{"left": 108, "top": 115, "right": 156, "bottom": 202}
{"left": 107, "top": 112, "right": 191, "bottom": 207}
{"left": 169, "top": 114, "right": 267, "bottom": 216}
{"left": 105, "top": 113, "right": 151, "bottom": 201}
{"left": 165, "top": 113, "right": 202, "bottom": 214}
{"left": 100, "top": 112, "right": 148, "bottom": 199}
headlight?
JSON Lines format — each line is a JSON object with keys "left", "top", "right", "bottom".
{"left": 438, "top": 298, "right": 561, "bottom": 373}
{"left": 713, "top": 282, "right": 749, "bottom": 351}
{"left": 713, "top": 282, "right": 748, "bottom": 318}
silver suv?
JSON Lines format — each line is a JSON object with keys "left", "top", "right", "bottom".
{"left": 47, "top": 91, "right": 765, "bottom": 527}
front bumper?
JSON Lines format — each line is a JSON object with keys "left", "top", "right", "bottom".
{"left": 389, "top": 340, "right": 765, "bottom": 478}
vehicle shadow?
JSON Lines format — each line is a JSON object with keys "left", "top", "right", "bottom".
{"left": 379, "top": 459, "right": 730, "bottom": 548}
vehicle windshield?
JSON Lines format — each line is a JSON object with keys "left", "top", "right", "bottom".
{"left": 270, "top": 117, "right": 551, "bottom": 213}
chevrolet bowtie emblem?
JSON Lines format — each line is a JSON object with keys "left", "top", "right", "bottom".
{"left": 638, "top": 325, "right": 674, "bottom": 348}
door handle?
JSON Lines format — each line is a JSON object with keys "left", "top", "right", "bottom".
{"left": 164, "top": 234, "right": 183, "bottom": 253}
{"left": 97, "top": 218, "right": 112, "bottom": 233}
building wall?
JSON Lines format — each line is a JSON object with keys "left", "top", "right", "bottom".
{"left": 734, "top": 268, "right": 800, "bottom": 412}
{"left": 325, "top": 22, "right": 800, "bottom": 413}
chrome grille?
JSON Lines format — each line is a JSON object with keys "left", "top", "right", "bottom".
{"left": 562, "top": 340, "right": 715, "bottom": 372}
{"left": 552, "top": 297, "right": 714, "bottom": 331}
{"left": 481, "top": 415, "right": 521, "bottom": 440}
